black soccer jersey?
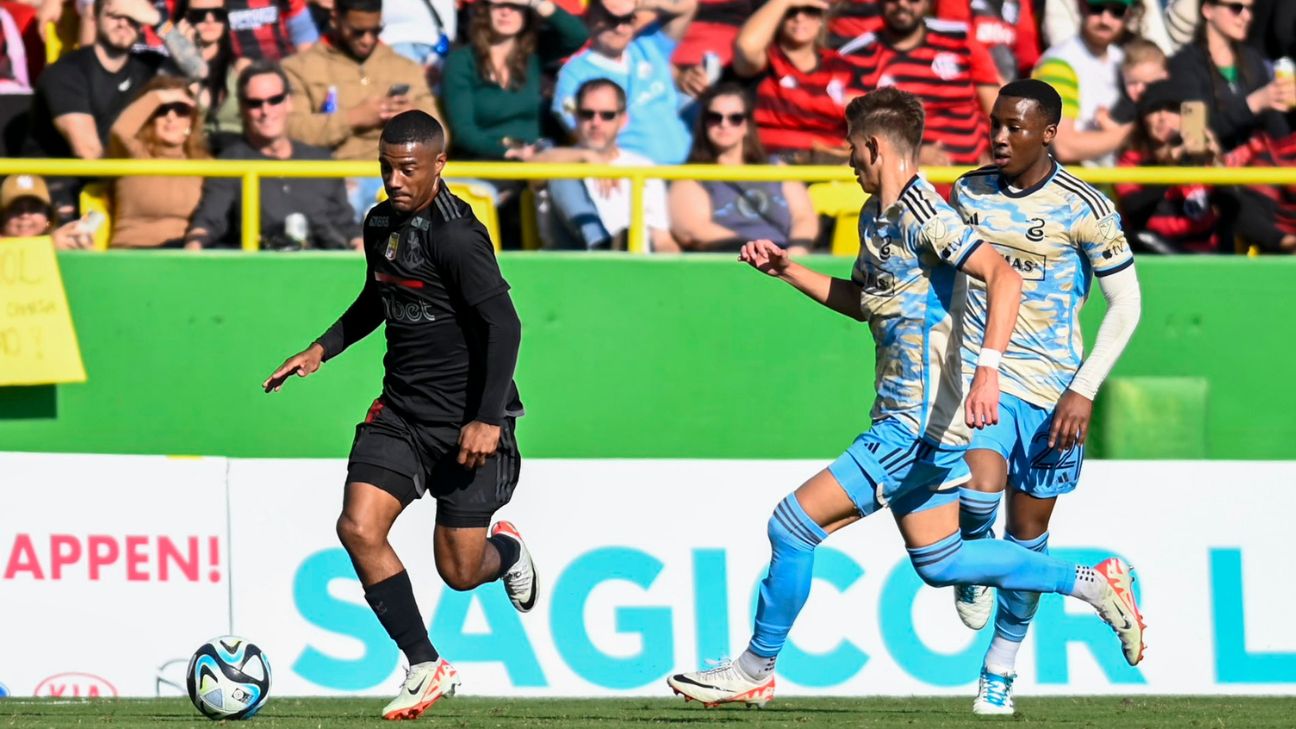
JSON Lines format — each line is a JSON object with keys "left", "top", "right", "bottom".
{"left": 316, "top": 183, "right": 523, "bottom": 425}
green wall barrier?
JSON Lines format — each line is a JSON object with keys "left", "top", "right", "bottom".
{"left": 1, "top": 252, "right": 1292, "bottom": 460}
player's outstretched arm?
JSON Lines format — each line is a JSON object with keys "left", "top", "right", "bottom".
{"left": 959, "top": 244, "right": 1023, "bottom": 430}
{"left": 263, "top": 275, "right": 384, "bottom": 393}
{"left": 1050, "top": 264, "right": 1142, "bottom": 450}
{"left": 739, "top": 239, "right": 865, "bottom": 321}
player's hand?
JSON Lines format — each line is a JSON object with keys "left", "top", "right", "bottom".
{"left": 457, "top": 421, "right": 501, "bottom": 469}
{"left": 738, "top": 239, "right": 791, "bottom": 277}
{"left": 965, "top": 368, "right": 1000, "bottom": 430}
{"left": 263, "top": 343, "right": 325, "bottom": 393}
{"left": 1048, "top": 389, "right": 1093, "bottom": 451}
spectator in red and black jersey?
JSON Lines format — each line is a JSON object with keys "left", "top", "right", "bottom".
{"left": 1115, "top": 80, "right": 1226, "bottom": 253}
{"left": 827, "top": 0, "right": 879, "bottom": 50}
{"left": 840, "top": 0, "right": 998, "bottom": 166}
{"left": 1227, "top": 131, "right": 1296, "bottom": 253}
{"left": 225, "top": 0, "right": 317, "bottom": 62}
{"left": 673, "top": 0, "right": 758, "bottom": 67}
{"left": 934, "top": 0, "right": 1039, "bottom": 81}
{"left": 733, "top": 0, "right": 863, "bottom": 163}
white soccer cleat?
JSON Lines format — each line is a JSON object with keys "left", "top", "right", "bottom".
{"left": 667, "top": 661, "right": 776, "bottom": 708}
{"left": 491, "top": 521, "right": 538, "bottom": 613}
{"left": 381, "top": 658, "right": 460, "bottom": 721}
{"left": 954, "top": 584, "right": 993, "bottom": 630}
{"left": 1088, "top": 557, "right": 1146, "bottom": 666}
{"left": 972, "top": 667, "right": 1016, "bottom": 716}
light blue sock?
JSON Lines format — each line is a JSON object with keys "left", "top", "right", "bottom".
{"left": 747, "top": 494, "right": 827, "bottom": 658}
{"left": 993, "top": 532, "right": 1050, "bottom": 643}
{"left": 907, "top": 531, "right": 1075, "bottom": 594}
{"left": 958, "top": 487, "right": 1000, "bottom": 541}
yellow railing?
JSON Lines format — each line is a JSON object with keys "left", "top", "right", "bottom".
{"left": 3, "top": 158, "right": 1294, "bottom": 253}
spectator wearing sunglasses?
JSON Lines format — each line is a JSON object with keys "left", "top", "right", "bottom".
{"left": 530, "top": 79, "right": 677, "bottom": 251}
{"left": 1168, "top": 0, "right": 1292, "bottom": 153}
{"left": 1043, "top": 0, "right": 1199, "bottom": 55}
{"left": 22, "top": 0, "right": 162, "bottom": 217}
{"left": 733, "top": 0, "right": 862, "bottom": 163}
{"left": 842, "top": 0, "right": 998, "bottom": 168}
{"left": 669, "top": 82, "right": 817, "bottom": 253}
{"left": 185, "top": 61, "right": 362, "bottom": 250}
{"left": 175, "top": 0, "right": 243, "bottom": 149}
{"left": 282, "top": 0, "right": 444, "bottom": 220}
{"left": 552, "top": 0, "right": 698, "bottom": 165}
{"left": 1031, "top": 0, "right": 1136, "bottom": 165}
{"left": 107, "top": 75, "right": 209, "bottom": 247}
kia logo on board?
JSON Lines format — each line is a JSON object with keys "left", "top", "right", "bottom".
{"left": 33, "top": 673, "right": 118, "bottom": 698}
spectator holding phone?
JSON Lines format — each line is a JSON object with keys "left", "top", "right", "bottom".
{"left": 0, "top": 174, "right": 97, "bottom": 248}
{"left": 1115, "top": 79, "right": 1228, "bottom": 253}
{"left": 107, "top": 76, "right": 209, "bottom": 248}
{"left": 1168, "top": 0, "right": 1292, "bottom": 153}
{"left": 281, "top": 0, "right": 445, "bottom": 218}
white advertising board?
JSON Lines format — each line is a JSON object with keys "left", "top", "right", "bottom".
{"left": 3, "top": 454, "right": 1295, "bottom": 699}
{"left": 0, "top": 453, "right": 231, "bottom": 699}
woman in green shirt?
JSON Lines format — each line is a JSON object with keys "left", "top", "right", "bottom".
{"left": 440, "top": 0, "right": 588, "bottom": 161}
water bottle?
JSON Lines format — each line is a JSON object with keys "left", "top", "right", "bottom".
{"left": 322, "top": 85, "right": 338, "bottom": 114}
{"left": 1274, "top": 58, "right": 1295, "bottom": 110}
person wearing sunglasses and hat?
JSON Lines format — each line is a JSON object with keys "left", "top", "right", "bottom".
{"left": 1031, "top": 0, "right": 1138, "bottom": 165}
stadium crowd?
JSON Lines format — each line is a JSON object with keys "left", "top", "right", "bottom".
{"left": 0, "top": 0, "right": 1293, "bottom": 253}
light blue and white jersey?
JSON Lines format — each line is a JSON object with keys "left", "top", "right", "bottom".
{"left": 854, "top": 175, "right": 983, "bottom": 447}
{"left": 951, "top": 160, "right": 1135, "bottom": 409}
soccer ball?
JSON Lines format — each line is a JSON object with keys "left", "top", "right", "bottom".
{"left": 185, "top": 636, "right": 272, "bottom": 720}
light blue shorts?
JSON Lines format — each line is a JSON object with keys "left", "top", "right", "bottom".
{"left": 828, "top": 418, "right": 970, "bottom": 518}
{"left": 969, "top": 393, "right": 1085, "bottom": 498}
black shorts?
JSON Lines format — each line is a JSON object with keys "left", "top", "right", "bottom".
{"left": 346, "top": 399, "right": 521, "bottom": 528}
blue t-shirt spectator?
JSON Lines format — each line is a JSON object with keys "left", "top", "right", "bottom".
{"left": 553, "top": 23, "right": 693, "bottom": 164}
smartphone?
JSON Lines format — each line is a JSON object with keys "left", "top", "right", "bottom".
{"left": 387, "top": 83, "right": 411, "bottom": 97}
{"left": 81, "top": 210, "right": 105, "bottom": 234}
{"left": 1180, "top": 100, "right": 1209, "bottom": 155}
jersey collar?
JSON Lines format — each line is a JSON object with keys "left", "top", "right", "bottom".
{"left": 998, "top": 158, "right": 1057, "bottom": 198}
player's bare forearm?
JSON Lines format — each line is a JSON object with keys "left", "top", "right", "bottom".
{"left": 961, "top": 245, "right": 1021, "bottom": 354}
{"left": 779, "top": 263, "right": 866, "bottom": 322}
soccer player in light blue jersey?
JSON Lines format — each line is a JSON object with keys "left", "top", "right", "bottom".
{"left": 949, "top": 79, "right": 1146, "bottom": 716}
{"left": 665, "top": 87, "right": 1145, "bottom": 709}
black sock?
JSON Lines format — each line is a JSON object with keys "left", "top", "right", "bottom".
{"left": 488, "top": 534, "right": 520, "bottom": 580}
{"left": 364, "top": 570, "right": 439, "bottom": 665}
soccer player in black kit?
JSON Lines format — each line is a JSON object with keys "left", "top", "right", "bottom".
{"left": 262, "top": 110, "right": 535, "bottom": 721}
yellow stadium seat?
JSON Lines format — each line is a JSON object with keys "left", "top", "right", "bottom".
{"left": 806, "top": 181, "right": 866, "bottom": 256}
{"left": 375, "top": 182, "right": 502, "bottom": 251}
{"left": 44, "top": 16, "right": 79, "bottom": 66}
{"left": 78, "top": 181, "right": 112, "bottom": 250}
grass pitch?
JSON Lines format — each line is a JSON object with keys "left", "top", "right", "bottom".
{"left": 1, "top": 696, "right": 1292, "bottom": 728}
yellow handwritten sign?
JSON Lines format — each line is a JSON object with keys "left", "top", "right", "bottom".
{"left": 0, "top": 236, "right": 86, "bottom": 385}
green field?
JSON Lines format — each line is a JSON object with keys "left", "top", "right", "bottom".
{"left": 2, "top": 697, "right": 1294, "bottom": 728}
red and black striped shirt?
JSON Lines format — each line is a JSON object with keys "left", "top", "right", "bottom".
{"left": 227, "top": 0, "right": 304, "bottom": 62}
{"left": 749, "top": 45, "right": 862, "bottom": 155}
{"left": 1115, "top": 149, "right": 1219, "bottom": 254}
{"left": 827, "top": 0, "right": 881, "bottom": 50}
{"left": 840, "top": 18, "right": 997, "bottom": 165}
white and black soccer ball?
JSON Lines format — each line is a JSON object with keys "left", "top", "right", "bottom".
{"left": 185, "top": 636, "right": 272, "bottom": 720}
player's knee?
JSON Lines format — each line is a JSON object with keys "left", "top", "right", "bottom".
{"left": 766, "top": 497, "right": 824, "bottom": 554}
{"left": 336, "top": 512, "right": 384, "bottom": 553}
{"left": 435, "top": 560, "right": 482, "bottom": 592}
{"left": 910, "top": 546, "right": 965, "bottom": 587}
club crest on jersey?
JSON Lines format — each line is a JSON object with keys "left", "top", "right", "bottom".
{"left": 931, "top": 52, "right": 961, "bottom": 81}
{"left": 385, "top": 232, "right": 400, "bottom": 260}
{"left": 402, "top": 231, "right": 425, "bottom": 268}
